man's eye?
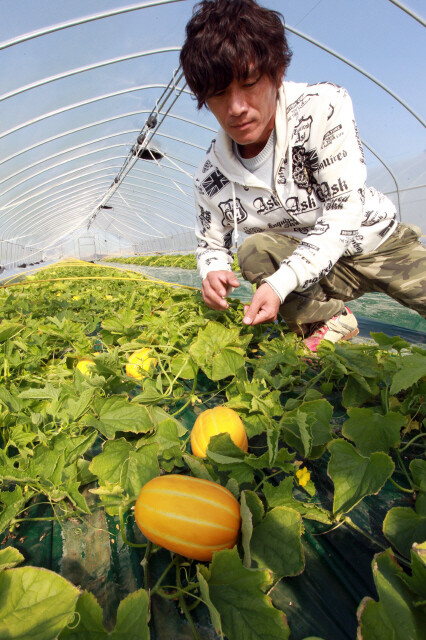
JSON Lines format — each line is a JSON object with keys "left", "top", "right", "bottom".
{"left": 244, "top": 77, "right": 260, "bottom": 87}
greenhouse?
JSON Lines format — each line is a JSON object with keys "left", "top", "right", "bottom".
{"left": 0, "top": 1, "right": 425, "bottom": 639}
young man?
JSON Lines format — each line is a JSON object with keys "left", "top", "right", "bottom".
{"left": 180, "top": 0, "right": 426, "bottom": 351}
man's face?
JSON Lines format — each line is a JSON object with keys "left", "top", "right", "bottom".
{"left": 206, "top": 71, "right": 280, "bottom": 159}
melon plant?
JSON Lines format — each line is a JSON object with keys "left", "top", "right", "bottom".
{"left": 134, "top": 474, "right": 241, "bottom": 561}
{"left": 191, "top": 406, "right": 248, "bottom": 457}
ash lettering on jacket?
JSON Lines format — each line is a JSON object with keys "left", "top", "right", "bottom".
{"left": 292, "top": 146, "right": 320, "bottom": 194}
{"left": 198, "top": 206, "right": 211, "bottom": 235}
{"left": 318, "top": 150, "right": 347, "bottom": 170}
{"left": 286, "top": 93, "right": 319, "bottom": 119}
{"left": 358, "top": 187, "right": 365, "bottom": 205}
{"left": 321, "top": 124, "right": 344, "bottom": 149}
{"left": 253, "top": 193, "right": 281, "bottom": 214}
{"left": 292, "top": 115, "right": 313, "bottom": 145}
{"left": 314, "top": 177, "right": 349, "bottom": 202}
{"left": 285, "top": 194, "right": 318, "bottom": 214}
{"left": 340, "top": 229, "right": 358, "bottom": 237}
{"left": 243, "top": 226, "right": 264, "bottom": 234}
{"left": 327, "top": 103, "right": 334, "bottom": 120}
{"left": 300, "top": 260, "right": 333, "bottom": 288}
{"left": 197, "top": 239, "right": 209, "bottom": 249}
{"left": 202, "top": 159, "right": 213, "bottom": 173}
{"left": 276, "top": 158, "right": 287, "bottom": 185}
{"left": 219, "top": 197, "right": 248, "bottom": 226}
{"left": 201, "top": 169, "right": 229, "bottom": 197}
{"left": 352, "top": 120, "right": 365, "bottom": 164}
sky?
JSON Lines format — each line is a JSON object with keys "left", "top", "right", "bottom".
{"left": 0, "top": 0, "right": 424, "bottom": 260}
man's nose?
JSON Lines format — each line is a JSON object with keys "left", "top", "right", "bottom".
{"left": 228, "top": 88, "right": 247, "bottom": 117}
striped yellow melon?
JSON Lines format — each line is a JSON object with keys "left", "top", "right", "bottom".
{"left": 191, "top": 406, "right": 248, "bottom": 458}
{"left": 134, "top": 475, "right": 241, "bottom": 561}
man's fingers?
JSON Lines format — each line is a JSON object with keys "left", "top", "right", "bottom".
{"left": 242, "top": 301, "right": 260, "bottom": 325}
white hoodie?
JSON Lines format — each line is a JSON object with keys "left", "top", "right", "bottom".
{"left": 194, "top": 81, "right": 397, "bottom": 302}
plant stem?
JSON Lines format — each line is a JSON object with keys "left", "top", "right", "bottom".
{"left": 141, "top": 541, "right": 153, "bottom": 591}
{"left": 395, "top": 450, "right": 414, "bottom": 489}
{"left": 176, "top": 558, "right": 201, "bottom": 640}
{"left": 118, "top": 506, "right": 147, "bottom": 548}
{"left": 389, "top": 477, "right": 414, "bottom": 494}
{"left": 399, "top": 431, "right": 426, "bottom": 453}
{"left": 171, "top": 375, "right": 198, "bottom": 417}
{"left": 344, "top": 517, "right": 410, "bottom": 568}
{"left": 150, "top": 558, "right": 175, "bottom": 595}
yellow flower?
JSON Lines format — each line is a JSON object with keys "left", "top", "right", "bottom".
{"left": 296, "top": 467, "right": 311, "bottom": 488}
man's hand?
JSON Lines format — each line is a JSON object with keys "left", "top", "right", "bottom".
{"left": 243, "top": 282, "right": 281, "bottom": 326}
{"left": 202, "top": 270, "right": 240, "bottom": 310}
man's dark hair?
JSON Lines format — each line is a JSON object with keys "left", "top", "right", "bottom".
{"left": 180, "top": 0, "right": 292, "bottom": 109}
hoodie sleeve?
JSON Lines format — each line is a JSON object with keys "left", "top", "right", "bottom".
{"left": 265, "top": 86, "right": 367, "bottom": 302}
{"left": 194, "top": 183, "right": 234, "bottom": 280}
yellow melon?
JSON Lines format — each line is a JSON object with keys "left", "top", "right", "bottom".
{"left": 191, "top": 406, "right": 248, "bottom": 458}
{"left": 126, "top": 347, "right": 157, "bottom": 379}
{"left": 134, "top": 474, "right": 241, "bottom": 561}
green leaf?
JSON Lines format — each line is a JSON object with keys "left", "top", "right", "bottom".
{"left": 242, "top": 490, "right": 264, "bottom": 527}
{"left": 371, "top": 332, "right": 410, "bottom": 351}
{"left": 64, "top": 389, "right": 94, "bottom": 421}
{"left": 0, "top": 486, "right": 28, "bottom": 535}
{"left": 328, "top": 439, "right": 394, "bottom": 515}
{"left": 383, "top": 507, "right": 426, "bottom": 558}
{"left": 110, "top": 589, "right": 150, "bottom": 639}
{"left": 334, "top": 343, "right": 379, "bottom": 377}
{"left": 87, "top": 396, "right": 155, "bottom": 439}
{"left": 59, "top": 591, "right": 105, "bottom": 638}
{"left": 410, "top": 459, "right": 426, "bottom": 492}
{"left": 250, "top": 507, "right": 304, "bottom": 577}
{"left": 279, "top": 399, "right": 333, "bottom": 459}
{"left": 0, "top": 321, "right": 23, "bottom": 343}
{"left": 206, "top": 434, "right": 254, "bottom": 485}
{"left": 198, "top": 547, "right": 290, "bottom": 640}
{"left": 89, "top": 439, "right": 159, "bottom": 506}
{"left": 240, "top": 491, "right": 254, "bottom": 568}
{"left": 390, "top": 354, "right": 426, "bottom": 395}
{"left": 263, "top": 478, "right": 332, "bottom": 524}
{"left": 189, "top": 322, "right": 250, "bottom": 380}
{"left": 400, "top": 542, "right": 426, "bottom": 603}
{"left": 182, "top": 454, "right": 215, "bottom": 481}
{"left": 357, "top": 549, "right": 426, "bottom": 640}
{"left": 142, "top": 419, "right": 183, "bottom": 471}
{"left": 342, "top": 408, "right": 404, "bottom": 455}
{"left": 197, "top": 567, "right": 224, "bottom": 639}
{"left": 0, "top": 566, "right": 79, "bottom": 640}
{"left": 170, "top": 353, "right": 198, "bottom": 379}
{"left": 0, "top": 548, "right": 24, "bottom": 572}
{"left": 342, "top": 373, "right": 378, "bottom": 408}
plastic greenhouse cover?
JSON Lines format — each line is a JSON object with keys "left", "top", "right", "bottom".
{"left": 0, "top": 0, "right": 425, "bottom": 268}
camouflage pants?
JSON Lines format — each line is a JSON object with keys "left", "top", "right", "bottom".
{"left": 237, "top": 223, "right": 426, "bottom": 331}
